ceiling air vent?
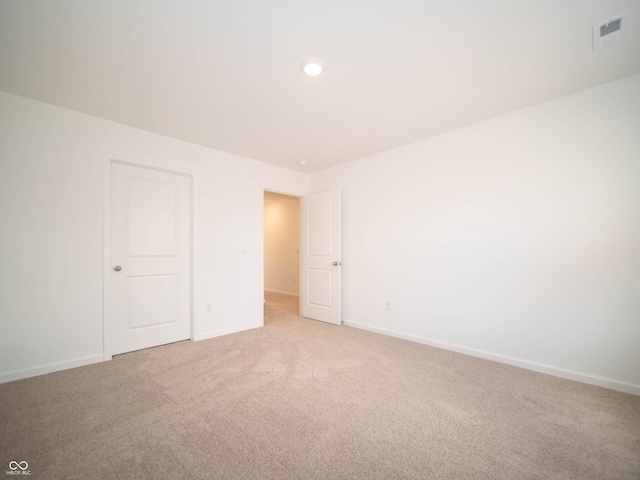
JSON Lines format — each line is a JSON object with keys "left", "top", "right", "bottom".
{"left": 593, "top": 14, "right": 627, "bottom": 52}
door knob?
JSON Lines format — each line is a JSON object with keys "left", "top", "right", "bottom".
{"left": 332, "top": 261, "right": 341, "bottom": 266}
{"left": 113, "top": 265, "right": 122, "bottom": 271}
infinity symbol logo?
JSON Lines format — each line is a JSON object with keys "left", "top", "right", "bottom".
{"left": 8, "top": 461, "right": 29, "bottom": 471}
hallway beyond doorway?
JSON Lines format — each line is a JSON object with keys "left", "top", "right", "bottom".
{"left": 264, "top": 290, "right": 299, "bottom": 322}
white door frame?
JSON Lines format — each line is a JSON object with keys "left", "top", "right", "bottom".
{"left": 102, "top": 152, "right": 197, "bottom": 360}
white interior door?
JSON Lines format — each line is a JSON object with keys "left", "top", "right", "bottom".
{"left": 109, "top": 162, "right": 191, "bottom": 355}
{"left": 301, "top": 189, "right": 341, "bottom": 325}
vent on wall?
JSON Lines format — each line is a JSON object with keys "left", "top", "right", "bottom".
{"left": 593, "top": 14, "right": 627, "bottom": 51}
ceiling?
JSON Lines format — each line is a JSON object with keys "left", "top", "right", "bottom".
{"left": 1, "top": 1, "right": 639, "bottom": 173}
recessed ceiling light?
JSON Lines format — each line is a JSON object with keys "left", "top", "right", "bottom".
{"left": 298, "top": 160, "right": 308, "bottom": 166}
{"left": 301, "top": 59, "right": 324, "bottom": 76}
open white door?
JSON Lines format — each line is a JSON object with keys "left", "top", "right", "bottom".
{"left": 109, "top": 162, "right": 191, "bottom": 355}
{"left": 301, "top": 189, "right": 341, "bottom": 325}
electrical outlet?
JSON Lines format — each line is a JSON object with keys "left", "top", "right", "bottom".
{"left": 385, "top": 301, "right": 392, "bottom": 311}
{"left": 205, "top": 303, "right": 213, "bottom": 314}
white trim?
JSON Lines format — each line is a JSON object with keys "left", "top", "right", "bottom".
{"left": 260, "top": 189, "right": 265, "bottom": 328}
{"left": 194, "top": 322, "right": 263, "bottom": 342}
{"left": 0, "top": 355, "right": 104, "bottom": 384}
{"left": 342, "top": 319, "right": 640, "bottom": 396}
{"left": 264, "top": 188, "right": 303, "bottom": 198}
{"left": 102, "top": 150, "right": 198, "bottom": 177}
{"left": 264, "top": 288, "right": 300, "bottom": 297}
{"left": 102, "top": 156, "right": 112, "bottom": 361}
{"left": 190, "top": 173, "right": 199, "bottom": 341}
{"left": 102, "top": 152, "right": 197, "bottom": 359}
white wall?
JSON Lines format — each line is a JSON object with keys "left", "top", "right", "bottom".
{"left": 264, "top": 193, "right": 300, "bottom": 295}
{"left": 311, "top": 74, "right": 640, "bottom": 394}
{"left": 3, "top": 74, "right": 640, "bottom": 394}
{"left": 0, "top": 91, "right": 307, "bottom": 383}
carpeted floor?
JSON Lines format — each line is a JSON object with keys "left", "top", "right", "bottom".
{"left": 1, "top": 292, "right": 639, "bottom": 479}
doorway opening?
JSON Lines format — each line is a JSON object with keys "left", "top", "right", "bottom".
{"left": 264, "top": 191, "right": 301, "bottom": 318}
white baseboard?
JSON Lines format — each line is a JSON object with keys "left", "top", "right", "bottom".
{"left": 194, "top": 321, "right": 263, "bottom": 342}
{"left": 342, "top": 319, "right": 640, "bottom": 396}
{"left": 2, "top": 322, "right": 263, "bottom": 384}
{"left": 264, "top": 289, "right": 299, "bottom": 297}
{"left": 0, "top": 354, "right": 105, "bottom": 385}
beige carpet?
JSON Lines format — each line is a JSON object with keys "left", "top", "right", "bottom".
{"left": 1, "top": 292, "right": 639, "bottom": 480}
